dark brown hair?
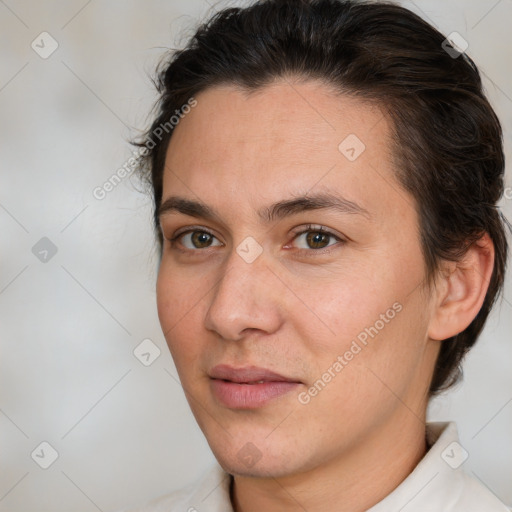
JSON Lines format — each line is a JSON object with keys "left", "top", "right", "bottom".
{"left": 132, "top": 0, "right": 510, "bottom": 395}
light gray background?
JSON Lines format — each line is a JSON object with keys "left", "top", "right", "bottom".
{"left": 1, "top": 1, "right": 511, "bottom": 511}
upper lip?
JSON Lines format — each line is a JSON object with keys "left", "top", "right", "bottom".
{"left": 209, "top": 364, "right": 301, "bottom": 383}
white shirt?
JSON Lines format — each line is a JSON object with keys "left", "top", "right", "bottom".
{"left": 120, "top": 422, "right": 510, "bottom": 511}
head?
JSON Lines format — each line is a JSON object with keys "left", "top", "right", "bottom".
{"left": 133, "top": 0, "right": 508, "bottom": 478}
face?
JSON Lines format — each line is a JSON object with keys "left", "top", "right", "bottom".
{"left": 156, "top": 80, "right": 440, "bottom": 478}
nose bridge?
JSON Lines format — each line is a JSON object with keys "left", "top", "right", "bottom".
{"left": 204, "top": 243, "right": 281, "bottom": 340}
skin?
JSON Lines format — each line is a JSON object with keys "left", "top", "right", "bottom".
{"left": 156, "top": 79, "right": 494, "bottom": 512}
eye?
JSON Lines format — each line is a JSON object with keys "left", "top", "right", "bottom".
{"left": 167, "top": 224, "right": 345, "bottom": 253}
{"left": 169, "top": 228, "right": 222, "bottom": 250}
{"left": 290, "top": 224, "right": 344, "bottom": 251}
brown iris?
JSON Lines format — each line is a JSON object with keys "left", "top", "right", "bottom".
{"left": 305, "top": 231, "right": 330, "bottom": 249}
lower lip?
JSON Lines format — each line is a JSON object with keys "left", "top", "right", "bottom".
{"left": 210, "top": 379, "right": 300, "bottom": 409}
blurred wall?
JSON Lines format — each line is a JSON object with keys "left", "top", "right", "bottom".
{"left": 0, "top": 1, "right": 510, "bottom": 510}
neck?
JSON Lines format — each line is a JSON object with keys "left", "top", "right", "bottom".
{"left": 230, "top": 411, "right": 427, "bottom": 512}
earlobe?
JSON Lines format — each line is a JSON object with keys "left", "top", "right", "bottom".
{"left": 428, "top": 233, "right": 495, "bottom": 341}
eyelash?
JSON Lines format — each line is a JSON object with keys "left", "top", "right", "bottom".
{"left": 167, "top": 224, "right": 345, "bottom": 256}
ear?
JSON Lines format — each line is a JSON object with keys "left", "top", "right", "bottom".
{"left": 428, "top": 232, "right": 495, "bottom": 341}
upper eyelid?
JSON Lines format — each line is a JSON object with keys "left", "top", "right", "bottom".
{"left": 170, "top": 224, "right": 339, "bottom": 238}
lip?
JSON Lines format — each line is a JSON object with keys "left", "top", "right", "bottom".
{"left": 209, "top": 364, "right": 302, "bottom": 409}
{"left": 209, "top": 364, "right": 300, "bottom": 384}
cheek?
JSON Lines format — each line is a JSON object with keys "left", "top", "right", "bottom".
{"left": 292, "top": 259, "right": 428, "bottom": 384}
{"left": 156, "top": 266, "right": 200, "bottom": 358}
{"left": 292, "top": 274, "right": 394, "bottom": 354}
{"left": 156, "top": 260, "right": 201, "bottom": 323}
{"left": 294, "top": 299, "right": 428, "bottom": 438}
{"left": 156, "top": 268, "right": 174, "bottom": 333}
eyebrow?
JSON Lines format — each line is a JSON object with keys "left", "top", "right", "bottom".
{"left": 158, "top": 192, "right": 371, "bottom": 224}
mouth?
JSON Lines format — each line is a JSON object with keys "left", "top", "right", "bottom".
{"left": 209, "top": 364, "right": 302, "bottom": 409}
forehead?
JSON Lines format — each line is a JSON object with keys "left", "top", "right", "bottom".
{"left": 162, "top": 80, "right": 405, "bottom": 223}
{"left": 168, "top": 79, "right": 387, "bottom": 158}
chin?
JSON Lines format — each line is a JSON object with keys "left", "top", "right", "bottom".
{"left": 204, "top": 430, "right": 318, "bottom": 480}
{"left": 214, "top": 452, "right": 298, "bottom": 479}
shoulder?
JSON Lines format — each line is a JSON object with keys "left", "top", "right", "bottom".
{"left": 368, "top": 421, "right": 510, "bottom": 512}
{"left": 430, "top": 422, "right": 510, "bottom": 511}
{"left": 115, "top": 463, "right": 233, "bottom": 512}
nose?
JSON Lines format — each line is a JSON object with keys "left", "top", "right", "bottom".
{"left": 203, "top": 246, "right": 284, "bottom": 341}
